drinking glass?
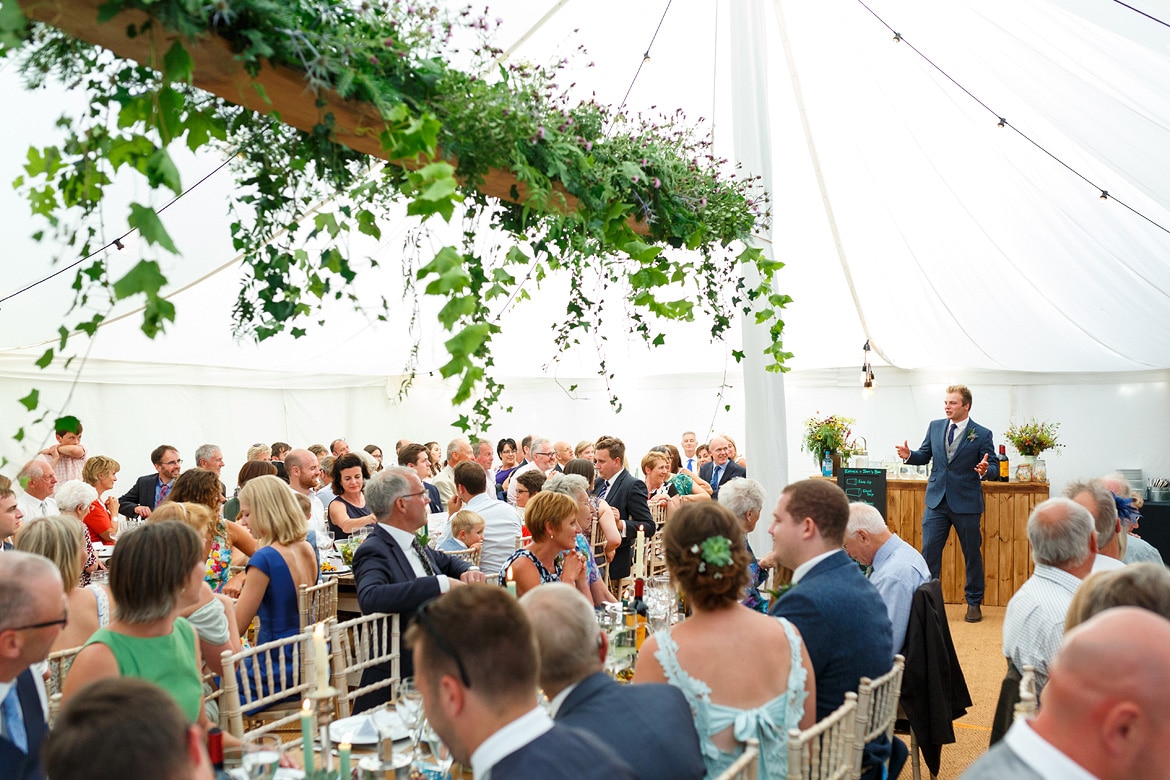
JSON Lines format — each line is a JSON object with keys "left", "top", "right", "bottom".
{"left": 395, "top": 677, "right": 425, "bottom": 762}
{"left": 422, "top": 722, "right": 454, "bottom": 778}
{"left": 241, "top": 734, "right": 282, "bottom": 780}
{"left": 317, "top": 530, "right": 335, "bottom": 553}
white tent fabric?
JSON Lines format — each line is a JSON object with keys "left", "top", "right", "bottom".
{"left": 1, "top": 0, "right": 1169, "bottom": 494}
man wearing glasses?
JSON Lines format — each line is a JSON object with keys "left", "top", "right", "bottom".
{"left": 118, "top": 444, "right": 182, "bottom": 519}
{"left": 353, "top": 467, "right": 487, "bottom": 712}
{"left": 507, "top": 437, "right": 554, "bottom": 506}
{"left": 1, "top": 551, "right": 68, "bottom": 780}
{"left": 407, "top": 586, "right": 635, "bottom": 780}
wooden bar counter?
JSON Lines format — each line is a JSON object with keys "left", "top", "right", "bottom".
{"left": 885, "top": 480, "right": 1050, "bottom": 607}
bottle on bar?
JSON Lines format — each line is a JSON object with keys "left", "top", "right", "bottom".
{"left": 998, "top": 445, "right": 1009, "bottom": 482}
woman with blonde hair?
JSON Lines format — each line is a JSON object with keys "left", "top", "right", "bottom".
{"left": 15, "top": 514, "right": 113, "bottom": 652}
{"left": 497, "top": 491, "right": 589, "bottom": 599}
{"left": 165, "top": 468, "right": 257, "bottom": 594}
{"left": 81, "top": 455, "right": 121, "bottom": 544}
{"left": 634, "top": 502, "right": 814, "bottom": 779}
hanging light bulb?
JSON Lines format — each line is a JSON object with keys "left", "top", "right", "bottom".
{"left": 861, "top": 340, "right": 876, "bottom": 399}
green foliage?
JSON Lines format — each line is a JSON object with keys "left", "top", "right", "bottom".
{"left": 9, "top": 0, "right": 789, "bottom": 433}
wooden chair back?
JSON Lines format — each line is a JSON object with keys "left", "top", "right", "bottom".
{"left": 329, "top": 612, "right": 400, "bottom": 717}
{"left": 852, "top": 655, "right": 905, "bottom": 777}
{"left": 45, "top": 645, "right": 84, "bottom": 723}
{"left": 713, "top": 738, "right": 760, "bottom": 780}
{"left": 787, "top": 692, "right": 857, "bottom": 780}
{"left": 444, "top": 546, "right": 480, "bottom": 567}
{"left": 1014, "top": 664, "right": 1037, "bottom": 721}
{"left": 219, "top": 630, "right": 317, "bottom": 740}
{"left": 298, "top": 579, "right": 339, "bottom": 631}
{"left": 590, "top": 511, "right": 609, "bottom": 585}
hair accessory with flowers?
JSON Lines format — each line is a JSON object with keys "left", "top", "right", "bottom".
{"left": 691, "top": 535, "right": 733, "bottom": 579}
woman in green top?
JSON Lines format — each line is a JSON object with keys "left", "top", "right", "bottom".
{"left": 62, "top": 521, "right": 210, "bottom": 727}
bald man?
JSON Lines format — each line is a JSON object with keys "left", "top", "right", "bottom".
{"left": 962, "top": 607, "right": 1170, "bottom": 779}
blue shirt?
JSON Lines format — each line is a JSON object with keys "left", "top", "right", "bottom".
{"left": 870, "top": 533, "right": 930, "bottom": 651}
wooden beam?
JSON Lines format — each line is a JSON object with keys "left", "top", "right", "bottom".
{"left": 18, "top": 0, "right": 649, "bottom": 233}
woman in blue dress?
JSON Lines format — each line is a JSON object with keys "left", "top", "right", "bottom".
{"left": 633, "top": 502, "right": 815, "bottom": 779}
{"left": 235, "top": 475, "right": 319, "bottom": 701}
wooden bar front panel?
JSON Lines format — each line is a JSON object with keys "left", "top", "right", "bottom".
{"left": 884, "top": 480, "right": 1049, "bottom": 606}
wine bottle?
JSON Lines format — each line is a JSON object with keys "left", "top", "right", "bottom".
{"left": 998, "top": 445, "right": 1009, "bottom": 482}
{"left": 632, "top": 578, "right": 648, "bottom": 650}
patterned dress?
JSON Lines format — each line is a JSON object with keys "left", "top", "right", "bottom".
{"left": 205, "top": 521, "right": 233, "bottom": 593}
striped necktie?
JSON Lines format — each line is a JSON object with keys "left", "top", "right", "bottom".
{"left": 411, "top": 538, "right": 436, "bottom": 577}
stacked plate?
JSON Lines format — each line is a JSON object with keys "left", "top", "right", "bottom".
{"left": 1116, "top": 469, "right": 1144, "bottom": 497}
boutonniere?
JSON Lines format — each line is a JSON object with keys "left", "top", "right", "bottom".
{"left": 966, "top": 429, "right": 979, "bottom": 443}
{"left": 768, "top": 581, "right": 796, "bottom": 601}
{"left": 414, "top": 528, "right": 430, "bottom": 548}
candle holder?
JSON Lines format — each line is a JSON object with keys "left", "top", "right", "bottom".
{"left": 310, "top": 687, "right": 339, "bottom": 776}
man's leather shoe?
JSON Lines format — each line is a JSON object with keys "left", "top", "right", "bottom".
{"left": 965, "top": 604, "right": 983, "bottom": 623}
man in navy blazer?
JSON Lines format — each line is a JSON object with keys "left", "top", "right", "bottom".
{"left": 770, "top": 479, "right": 904, "bottom": 780}
{"left": 118, "top": 444, "right": 182, "bottom": 519}
{"left": 698, "top": 436, "right": 746, "bottom": 499}
{"left": 1, "top": 552, "right": 68, "bottom": 780}
{"left": 897, "top": 385, "right": 996, "bottom": 622}
{"left": 593, "top": 436, "right": 656, "bottom": 582}
{"left": 408, "top": 585, "right": 635, "bottom": 780}
{"left": 522, "top": 583, "right": 705, "bottom": 780}
{"left": 353, "top": 467, "right": 485, "bottom": 711}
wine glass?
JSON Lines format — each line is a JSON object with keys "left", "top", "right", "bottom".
{"left": 241, "top": 734, "right": 282, "bottom": 780}
{"left": 395, "top": 677, "right": 425, "bottom": 762}
{"left": 317, "top": 530, "right": 335, "bottom": 554}
{"left": 422, "top": 722, "right": 454, "bottom": 778}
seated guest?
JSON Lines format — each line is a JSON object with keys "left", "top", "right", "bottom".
{"left": 438, "top": 510, "right": 485, "bottom": 553}
{"left": 574, "top": 440, "right": 595, "bottom": 461}
{"left": 398, "top": 443, "right": 444, "bottom": 514}
{"left": 0, "top": 475, "right": 23, "bottom": 548}
{"left": 363, "top": 444, "right": 384, "bottom": 472}
{"left": 652, "top": 444, "right": 712, "bottom": 498}
{"left": 80, "top": 456, "right": 120, "bottom": 544}
{"left": 166, "top": 468, "right": 257, "bottom": 594}
{"left": 1002, "top": 497, "right": 1097, "bottom": 696}
{"left": 1101, "top": 473, "right": 1164, "bottom": 565}
{"left": 53, "top": 481, "right": 104, "bottom": 587}
{"left": 223, "top": 460, "right": 277, "bottom": 522}
{"left": 636, "top": 502, "right": 815, "bottom": 779}
{"left": 562, "top": 459, "right": 620, "bottom": 562}
{"left": 149, "top": 503, "right": 243, "bottom": 686}
{"left": 768, "top": 479, "right": 901, "bottom": 780}
{"left": 514, "top": 468, "right": 546, "bottom": 518}
{"left": 353, "top": 468, "right": 484, "bottom": 708}
{"left": 233, "top": 476, "right": 318, "bottom": 700}
{"left": 1064, "top": 478, "right": 1126, "bottom": 571}
{"left": 327, "top": 453, "right": 373, "bottom": 539}
{"left": 540, "top": 474, "right": 615, "bottom": 606}
{"left": 494, "top": 438, "right": 519, "bottom": 501}
{"left": 1065, "top": 563, "right": 1170, "bottom": 630}
{"left": 445, "top": 462, "right": 522, "bottom": 579}
{"left": 406, "top": 585, "right": 636, "bottom": 779}
{"left": 717, "top": 478, "right": 774, "bottom": 612}
{"left": 697, "top": 436, "right": 746, "bottom": 499}
{"left": 642, "top": 451, "right": 681, "bottom": 519}
{"left": 522, "top": 583, "right": 704, "bottom": 780}
{"left": 962, "top": 608, "right": 1170, "bottom": 780}
{"left": 695, "top": 442, "right": 711, "bottom": 470}
{"left": 0, "top": 551, "right": 67, "bottom": 780}
{"left": 44, "top": 678, "right": 215, "bottom": 780}
{"left": 62, "top": 522, "right": 216, "bottom": 735}
{"left": 14, "top": 515, "right": 112, "bottom": 654}
{"left": 118, "top": 444, "right": 181, "bottom": 520}
{"left": 843, "top": 502, "right": 930, "bottom": 651}
{"left": 497, "top": 492, "right": 589, "bottom": 599}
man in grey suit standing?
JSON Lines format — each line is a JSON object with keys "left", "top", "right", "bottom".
{"left": 961, "top": 607, "right": 1170, "bottom": 780}
{"left": 897, "top": 385, "right": 995, "bottom": 622}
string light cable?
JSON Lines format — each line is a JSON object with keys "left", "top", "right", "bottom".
{"left": 853, "top": 0, "right": 1170, "bottom": 237}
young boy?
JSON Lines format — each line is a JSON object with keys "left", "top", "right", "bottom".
{"left": 439, "top": 510, "right": 485, "bottom": 553}
{"left": 39, "top": 416, "right": 87, "bottom": 487}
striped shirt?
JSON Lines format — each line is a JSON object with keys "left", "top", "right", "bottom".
{"left": 1002, "top": 564, "right": 1082, "bottom": 694}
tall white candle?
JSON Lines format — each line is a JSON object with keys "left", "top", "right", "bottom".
{"left": 313, "top": 623, "right": 329, "bottom": 691}
{"left": 635, "top": 528, "right": 645, "bottom": 579}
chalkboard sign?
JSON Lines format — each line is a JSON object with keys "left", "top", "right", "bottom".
{"left": 837, "top": 468, "right": 888, "bottom": 519}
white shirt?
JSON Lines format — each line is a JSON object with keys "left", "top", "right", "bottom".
{"left": 471, "top": 706, "right": 554, "bottom": 780}
{"left": 379, "top": 523, "right": 450, "bottom": 593}
{"left": 461, "top": 492, "right": 522, "bottom": 577}
{"left": 1090, "top": 554, "right": 1125, "bottom": 573}
{"left": 1001, "top": 718, "right": 1098, "bottom": 780}
{"left": 292, "top": 487, "right": 327, "bottom": 540}
{"left": 17, "top": 494, "right": 57, "bottom": 520}
{"left": 547, "top": 682, "right": 579, "bottom": 719}
{"left": 791, "top": 549, "right": 839, "bottom": 584}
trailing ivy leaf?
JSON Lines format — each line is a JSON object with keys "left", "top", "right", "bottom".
{"left": 18, "top": 389, "right": 39, "bottom": 412}
{"left": 113, "top": 259, "right": 168, "bottom": 301}
{"left": 145, "top": 148, "right": 182, "bottom": 195}
{"left": 127, "top": 203, "right": 179, "bottom": 253}
{"left": 355, "top": 209, "right": 381, "bottom": 239}
{"left": 156, "top": 86, "right": 184, "bottom": 144}
{"left": 35, "top": 349, "right": 53, "bottom": 369}
{"left": 13, "top": 428, "right": 24, "bottom": 443}
{"left": 162, "top": 39, "right": 193, "bottom": 84}
{"left": 55, "top": 415, "right": 81, "bottom": 435}
{"left": 0, "top": 0, "right": 27, "bottom": 48}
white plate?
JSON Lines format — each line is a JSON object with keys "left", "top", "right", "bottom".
{"left": 320, "top": 564, "right": 351, "bottom": 576}
{"left": 329, "top": 709, "right": 408, "bottom": 745}
{"left": 227, "top": 768, "right": 304, "bottom": 779}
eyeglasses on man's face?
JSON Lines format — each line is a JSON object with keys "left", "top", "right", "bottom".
{"left": 6, "top": 608, "right": 69, "bottom": 632}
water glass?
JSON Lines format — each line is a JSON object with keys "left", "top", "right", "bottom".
{"left": 241, "top": 734, "right": 282, "bottom": 780}
{"left": 317, "top": 530, "right": 335, "bottom": 553}
{"left": 422, "top": 722, "right": 454, "bottom": 778}
{"left": 395, "top": 677, "right": 424, "bottom": 760}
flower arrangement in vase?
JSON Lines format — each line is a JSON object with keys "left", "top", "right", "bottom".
{"left": 801, "top": 413, "right": 862, "bottom": 467}
{"left": 1004, "top": 419, "right": 1063, "bottom": 457}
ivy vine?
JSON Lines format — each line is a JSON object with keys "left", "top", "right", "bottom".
{"left": 1, "top": 0, "right": 792, "bottom": 434}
